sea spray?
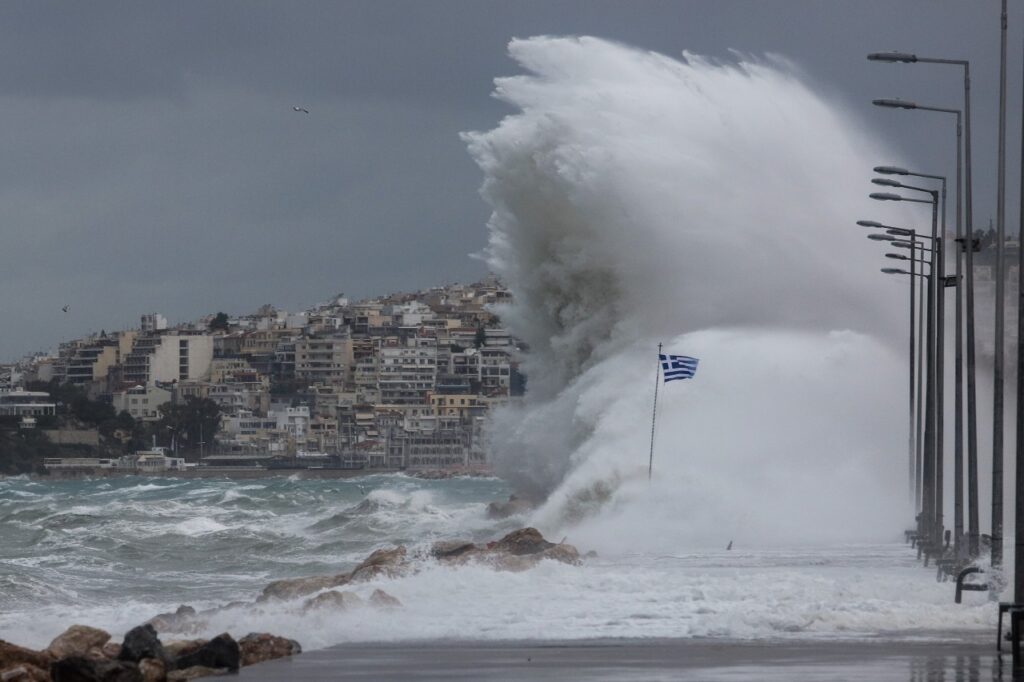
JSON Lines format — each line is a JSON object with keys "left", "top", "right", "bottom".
{"left": 464, "top": 36, "right": 919, "bottom": 547}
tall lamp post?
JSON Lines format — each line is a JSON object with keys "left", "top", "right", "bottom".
{"left": 862, "top": 219, "right": 931, "bottom": 512}
{"left": 861, "top": 219, "right": 921, "bottom": 505}
{"left": 868, "top": 226, "right": 936, "bottom": 541}
{"left": 871, "top": 101, "right": 966, "bottom": 557}
{"left": 872, "top": 189, "right": 944, "bottom": 549}
{"left": 868, "top": 50, "right": 980, "bottom": 558}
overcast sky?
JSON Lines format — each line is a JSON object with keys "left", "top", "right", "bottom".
{"left": 0, "top": 1, "right": 1020, "bottom": 361}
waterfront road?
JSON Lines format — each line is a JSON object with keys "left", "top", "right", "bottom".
{"left": 232, "top": 636, "right": 1007, "bottom": 681}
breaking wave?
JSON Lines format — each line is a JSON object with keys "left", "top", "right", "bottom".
{"left": 464, "top": 36, "right": 916, "bottom": 548}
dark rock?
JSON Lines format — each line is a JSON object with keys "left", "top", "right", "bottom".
{"left": 171, "top": 634, "right": 238, "bottom": 672}
{"left": 118, "top": 626, "right": 165, "bottom": 664}
{"left": 237, "top": 633, "right": 301, "bottom": 667}
{"left": 51, "top": 655, "right": 143, "bottom": 682}
{"left": 0, "top": 641, "right": 52, "bottom": 671}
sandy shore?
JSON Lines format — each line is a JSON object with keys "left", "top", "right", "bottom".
{"left": 233, "top": 636, "right": 1007, "bottom": 681}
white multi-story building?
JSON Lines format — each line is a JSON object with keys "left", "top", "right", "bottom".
{"left": 294, "top": 336, "right": 353, "bottom": 385}
{"left": 122, "top": 333, "right": 213, "bottom": 387}
{"left": 0, "top": 390, "right": 56, "bottom": 417}
{"left": 111, "top": 384, "right": 172, "bottom": 421}
{"left": 378, "top": 336, "right": 437, "bottom": 404}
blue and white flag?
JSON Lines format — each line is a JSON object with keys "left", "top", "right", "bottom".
{"left": 659, "top": 353, "right": 698, "bottom": 382}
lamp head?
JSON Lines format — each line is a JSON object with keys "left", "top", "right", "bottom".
{"left": 868, "top": 233, "right": 896, "bottom": 241}
{"left": 881, "top": 267, "right": 907, "bottom": 275}
{"left": 867, "top": 52, "right": 918, "bottom": 63}
{"left": 872, "top": 178, "right": 902, "bottom": 187}
{"left": 870, "top": 192, "right": 904, "bottom": 201}
{"left": 874, "top": 165, "right": 910, "bottom": 175}
{"left": 873, "top": 98, "right": 918, "bottom": 110}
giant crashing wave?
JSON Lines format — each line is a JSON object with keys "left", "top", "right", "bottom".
{"left": 463, "top": 36, "right": 918, "bottom": 552}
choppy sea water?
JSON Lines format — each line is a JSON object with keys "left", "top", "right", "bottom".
{"left": 0, "top": 475, "right": 998, "bottom": 651}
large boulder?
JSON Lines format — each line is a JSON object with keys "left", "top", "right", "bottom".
{"left": 171, "top": 634, "right": 238, "bottom": 673}
{"left": 302, "top": 590, "right": 363, "bottom": 612}
{"left": 0, "top": 642, "right": 52, "bottom": 671}
{"left": 47, "top": 626, "right": 112, "bottom": 660}
{"left": 1, "top": 664, "right": 49, "bottom": 682}
{"left": 237, "top": 634, "right": 301, "bottom": 667}
{"left": 258, "top": 573, "right": 349, "bottom": 602}
{"left": 490, "top": 528, "right": 555, "bottom": 556}
{"left": 50, "top": 655, "right": 142, "bottom": 681}
{"left": 118, "top": 626, "right": 165, "bottom": 664}
{"left": 348, "top": 546, "right": 407, "bottom": 582}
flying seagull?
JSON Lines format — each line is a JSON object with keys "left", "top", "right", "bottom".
{"left": 61, "top": 305, "right": 69, "bottom": 313}
{"left": 293, "top": 106, "right": 309, "bottom": 114}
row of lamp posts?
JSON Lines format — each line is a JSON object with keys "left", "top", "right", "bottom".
{"left": 863, "top": 0, "right": 1024, "bottom": 660}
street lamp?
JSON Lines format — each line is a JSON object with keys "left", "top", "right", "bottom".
{"left": 874, "top": 101, "right": 969, "bottom": 559}
{"left": 869, "top": 48, "right": 981, "bottom": 560}
{"left": 865, "top": 216, "right": 932, "bottom": 528}
{"left": 872, "top": 188, "right": 944, "bottom": 550}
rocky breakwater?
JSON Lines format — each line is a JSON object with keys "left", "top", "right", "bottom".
{"left": 258, "top": 527, "right": 581, "bottom": 606}
{"left": 0, "top": 624, "right": 300, "bottom": 681}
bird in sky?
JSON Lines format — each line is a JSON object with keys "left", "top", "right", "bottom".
{"left": 61, "top": 305, "right": 69, "bottom": 313}
{"left": 293, "top": 106, "right": 309, "bottom": 114}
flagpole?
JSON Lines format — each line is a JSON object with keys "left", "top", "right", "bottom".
{"left": 649, "top": 342, "right": 662, "bottom": 480}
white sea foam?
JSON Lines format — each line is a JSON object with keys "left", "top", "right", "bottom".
{"left": 171, "top": 517, "right": 230, "bottom": 536}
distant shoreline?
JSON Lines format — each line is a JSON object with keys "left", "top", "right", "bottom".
{"left": 22, "top": 467, "right": 498, "bottom": 482}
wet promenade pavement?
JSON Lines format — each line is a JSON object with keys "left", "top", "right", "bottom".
{"left": 234, "top": 637, "right": 1013, "bottom": 681}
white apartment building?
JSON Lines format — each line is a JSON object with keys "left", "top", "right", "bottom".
{"left": 378, "top": 336, "right": 437, "bottom": 404}
{"left": 294, "top": 336, "right": 353, "bottom": 384}
{"left": 0, "top": 390, "right": 56, "bottom": 417}
{"left": 111, "top": 384, "right": 172, "bottom": 421}
{"left": 122, "top": 333, "right": 213, "bottom": 387}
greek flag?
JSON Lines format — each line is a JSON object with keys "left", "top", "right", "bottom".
{"left": 659, "top": 353, "right": 698, "bottom": 382}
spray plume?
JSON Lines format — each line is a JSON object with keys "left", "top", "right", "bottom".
{"left": 464, "top": 36, "right": 918, "bottom": 551}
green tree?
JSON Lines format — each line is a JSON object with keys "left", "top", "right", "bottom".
{"left": 158, "top": 398, "right": 221, "bottom": 455}
{"left": 209, "top": 312, "right": 230, "bottom": 331}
